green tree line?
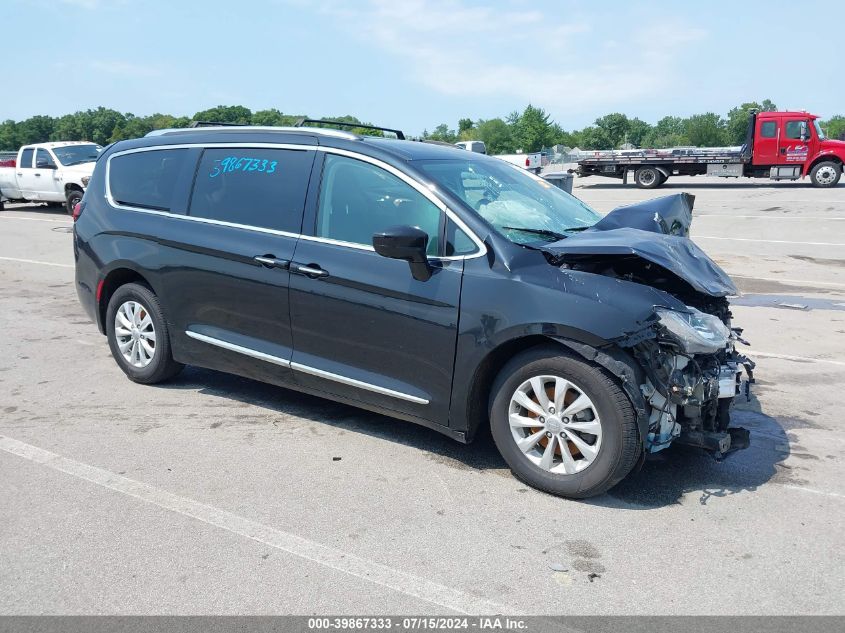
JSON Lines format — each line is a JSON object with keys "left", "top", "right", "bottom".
{"left": 0, "top": 106, "right": 386, "bottom": 150}
{"left": 2, "top": 102, "right": 844, "bottom": 153}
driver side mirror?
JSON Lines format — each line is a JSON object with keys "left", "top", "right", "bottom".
{"left": 373, "top": 225, "right": 432, "bottom": 282}
{"left": 800, "top": 121, "right": 809, "bottom": 142}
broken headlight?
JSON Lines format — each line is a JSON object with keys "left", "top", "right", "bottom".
{"left": 655, "top": 307, "right": 730, "bottom": 355}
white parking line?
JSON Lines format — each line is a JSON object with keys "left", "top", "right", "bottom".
{"left": 0, "top": 435, "right": 517, "bottom": 616}
{"left": 696, "top": 215, "right": 845, "bottom": 220}
{"left": 582, "top": 199, "right": 845, "bottom": 204}
{"left": 729, "top": 275, "right": 845, "bottom": 289}
{"left": 752, "top": 351, "right": 845, "bottom": 367}
{"left": 0, "top": 256, "right": 73, "bottom": 268}
{"left": 780, "top": 485, "right": 845, "bottom": 500}
{"left": 0, "top": 215, "right": 72, "bottom": 223}
{"left": 696, "top": 236, "right": 845, "bottom": 247}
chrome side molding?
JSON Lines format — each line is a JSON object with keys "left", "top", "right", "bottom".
{"left": 185, "top": 330, "right": 429, "bottom": 405}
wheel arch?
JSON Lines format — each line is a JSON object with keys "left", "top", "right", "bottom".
{"left": 96, "top": 266, "right": 154, "bottom": 334}
{"left": 64, "top": 182, "right": 84, "bottom": 195}
{"left": 805, "top": 153, "right": 843, "bottom": 177}
{"left": 462, "top": 331, "right": 648, "bottom": 445}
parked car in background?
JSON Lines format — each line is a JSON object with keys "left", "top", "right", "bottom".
{"left": 0, "top": 142, "right": 101, "bottom": 212}
{"left": 455, "top": 140, "right": 487, "bottom": 154}
{"left": 494, "top": 151, "right": 542, "bottom": 174}
{"left": 73, "top": 122, "right": 753, "bottom": 499}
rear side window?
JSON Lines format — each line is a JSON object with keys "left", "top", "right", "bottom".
{"left": 19, "top": 148, "right": 34, "bottom": 168}
{"left": 759, "top": 121, "right": 777, "bottom": 138}
{"left": 189, "top": 148, "right": 314, "bottom": 232}
{"left": 109, "top": 149, "right": 192, "bottom": 212}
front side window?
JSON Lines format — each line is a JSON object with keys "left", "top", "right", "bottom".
{"left": 316, "top": 154, "right": 443, "bottom": 256}
{"left": 417, "top": 158, "right": 600, "bottom": 246}
{"left": 189, "top": 148, "right": 314, "bottom": 232}
{"left": 760, "top": 121, "right": 777, "bottom": 138}
{"left": 35, "top": 149, "right": 56, "bottom": 169}
{"left": 785, "top": 121, "right": 808, "bottom": 140}
{"left": 110, "top": 149, "right": 192, "bottom": 212}
{"left": 813, "top": 120, "right": 826, "bottom": 141}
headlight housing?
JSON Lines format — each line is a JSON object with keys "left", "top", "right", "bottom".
{"left": 81, "top": 176, "right": 90, "bottom": 187}
{"left": 655, "top": 307, "right": 730, "bottom": 354}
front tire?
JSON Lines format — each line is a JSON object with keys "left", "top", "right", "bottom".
{"left": 634, "top": 166, "right": 662, "bottom": 189}
{"left": 65, "top": 189, "right": 83, "bottom": 215}
{"left": 489, "top": 346, "right": 640, "bottom": 498}
{"left": 106, "top": 283, "right": 184, "bottom": 384}
{"left": 810, "top": 161, "right": 841, "bottom": 188}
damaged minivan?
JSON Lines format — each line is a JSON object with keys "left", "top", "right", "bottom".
{"left": 74, "top": 122, "right": 754, "bottom": 498}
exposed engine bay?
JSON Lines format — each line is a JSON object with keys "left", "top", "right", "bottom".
{"left": 626, "top": 306, "right": 754, "bottom": 458}
{"left": 541, "top": 193, "right": 754, "bottom": 459}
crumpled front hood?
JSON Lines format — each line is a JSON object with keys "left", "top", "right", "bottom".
{"left": 592, "top": 192, "right": 695, "bottom": 236}
{"left": 542, "top": 193, "right": 738, "bottom": 297}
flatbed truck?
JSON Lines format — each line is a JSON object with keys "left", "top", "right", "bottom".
{"left": 575, "top": 111, "right": 844, "bottom": 188}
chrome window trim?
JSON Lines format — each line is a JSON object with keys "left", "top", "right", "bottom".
{"left": 185, "top": 329, "right": 429, "bottom": 405}
{"left": 104, "top": 143, "right": 487, "bottom": 261}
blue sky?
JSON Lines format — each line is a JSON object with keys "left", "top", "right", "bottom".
{"left": 7, "top": 0, "right": 843, "bottom": 134}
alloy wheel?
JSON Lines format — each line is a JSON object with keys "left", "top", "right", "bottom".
{"left": 114, "top": 300, "right": 156, "bottom": 368}
{"left": 508, "top": 375, "right": 602, "bottom": 474}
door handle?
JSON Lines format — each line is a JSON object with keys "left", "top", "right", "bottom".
{"left": 254, "top": 255, "right": 290, "bottom": 269}
{"left": 34, "top": 173, "right": 41, "bottom": 177}
{"left": 292, "top": 263, "right": 329, "bottom": 278}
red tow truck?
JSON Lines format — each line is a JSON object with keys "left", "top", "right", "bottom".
{"left": 576, "top": 111, "right": 845, "bottom": 188}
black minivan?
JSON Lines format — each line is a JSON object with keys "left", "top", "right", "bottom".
{"left": 74, "top": 123, "right": 753, "bottom": 498}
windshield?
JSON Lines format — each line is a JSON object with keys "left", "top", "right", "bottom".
{"left": 813, "top": 120, "right": 826, "bottom": 141}
{"left": 52, "top": 144, "right": 102, "bottom": 166}
{"left": 416, "top": 158, "right": 600, "bottom": 245}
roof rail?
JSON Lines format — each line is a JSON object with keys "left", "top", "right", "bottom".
{"left": 294, "top": 118, "right": 405, "bottom": 140}
{"left": 145, "top": 126, "right": 358, "bottom": 140}
{"left": 189, "top": 120, "right": 243, "bottom": 128}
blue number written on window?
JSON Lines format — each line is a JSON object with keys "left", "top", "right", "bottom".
{"left": 209, "top": 156, "right": 277, "bottom": 178}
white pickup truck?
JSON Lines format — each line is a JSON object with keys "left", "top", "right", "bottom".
{"left": 0, "top": 142, "right": 101, "bottom": 213}
{"left": 493, "top": 152, "right": 542, "bottom": 174}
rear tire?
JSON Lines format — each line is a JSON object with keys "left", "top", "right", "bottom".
{"left": 489, "top": 345, "right": 640, "bottom": 499}
{"left": 810, "top": 161, "right": 841, "bottom": 188}
{"left": 65, "top": 189, "right": 83, "bottom": 215}
{"left": 634, "top": 166, "right": 662, "bottom": 189}
{"left": 106, "top": 282, "right": 184, "bottom": 384}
